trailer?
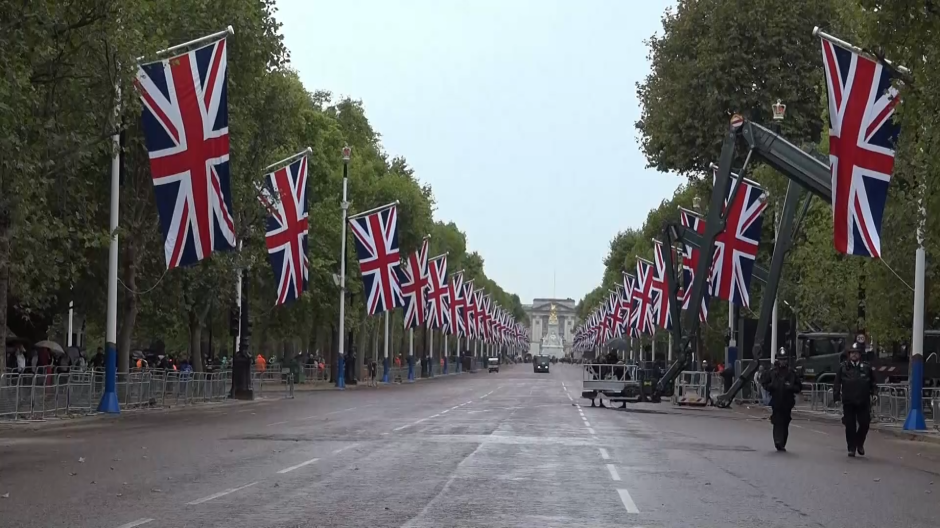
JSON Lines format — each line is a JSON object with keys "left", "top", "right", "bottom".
{"left": 581, "top": 363, "right": 645, "bottom": 406}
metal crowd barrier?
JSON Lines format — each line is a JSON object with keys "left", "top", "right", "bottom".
{"left": 673, "top": 371, "right": 709, "bottom": 406}
{"left": 0, "top": 367, "right": 293, "bottom": 421}
{"left": 801, "top": 382, "right": 940, "bottom": 426}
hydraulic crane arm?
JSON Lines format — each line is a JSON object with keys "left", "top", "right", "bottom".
{"left": 654, "top": 118, "right": 828, "bottom": 402}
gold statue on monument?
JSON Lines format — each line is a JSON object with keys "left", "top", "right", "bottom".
{"left": 548, "top": 303, "right": 558, "bottom": 325}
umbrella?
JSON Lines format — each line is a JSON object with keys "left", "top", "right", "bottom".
{"left": 34, "top": 340, "right": 64, "bottom": 355}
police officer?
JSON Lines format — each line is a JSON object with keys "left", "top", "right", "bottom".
{"left": 760, "top": 351, "right": 801, "bottom": 451}
{"left": 833, "top": 341, "right": 877, "bottom": 457}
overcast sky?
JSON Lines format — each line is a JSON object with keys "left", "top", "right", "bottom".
{"left": 278, "top": 0, "right": 680, "bottom": 305}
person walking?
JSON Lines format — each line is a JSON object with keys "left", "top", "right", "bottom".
{"left": 833, "top": 342, "right": 877, "bottom": 457}
{"left": 760, "top": 355, "right": 801, "bottom": 451}
{"left": 369, "top": 359, "right": 378, "bottom": 387}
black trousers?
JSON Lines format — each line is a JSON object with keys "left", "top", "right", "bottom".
{"left": 771, "top": 406, "right": 792, "bottom": 447}
{"left": 842, "top": 402, "right": 871, "bottom": 450}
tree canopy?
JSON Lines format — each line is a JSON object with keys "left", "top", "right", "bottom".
{"left": 1, "top": 0, "right": 524, "bottom": 371}
{"left": 579, "top": 0, "right": 940, "bottom": 357}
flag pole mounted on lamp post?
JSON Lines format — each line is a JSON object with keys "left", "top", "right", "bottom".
{"left": 770, "top": 99, "right": 786, "bottom": 364}
{"left": 336, "top": 146, "right": 351, "bottom": 389}
{"left": 905, "top": 170, "right": 928, "bottom": 430}
{"left": 97, "top": 84, "right": 122, "bottom": 414}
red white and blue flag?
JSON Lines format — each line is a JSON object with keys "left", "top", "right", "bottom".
{"left": 135, "top": 36, "right": 236, "bottom": 268}
{"left": 821, "top": 37, "right": 901, "bottom": 258}
{"left": 679, "top": 207, "right": 710, "bottom": 321}
{"left": 711, "top": 174, "right": 767, "bottom": 307}
{"left": 257, "top": 153, "right": 309, "bottom": 305}
{"left": 397, "top": 237, "right": 430, "bottom": 329}
{"left": 621, "top": 273, "right": 638, "bottom": 338}
{"left": 631, "top": 258, "right": 655, "bottom": 335}
{"left": 349, "top": 204, "right": 404, "bottom": 315}
{"left": 445, "top": 271, "right": 466, "bottom": 337}
{"left": 650, "top": 240, "right": 674, "bottom": 330}
{"left": 608, "top": 289, "right": 626, "bottom": 339}
{"left": 426, "top": 255, "right": 449, "bottom": 329}
{"left": 461, "top": 281, "right": 477, "bottom": 338}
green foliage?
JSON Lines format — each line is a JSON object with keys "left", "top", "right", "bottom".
{"left": 1, "top": 0, "right": 524, "bottom": 370}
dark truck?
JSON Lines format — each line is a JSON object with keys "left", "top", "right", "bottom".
{"left": 796, "top": 331, "right": 940, "bottom": 385}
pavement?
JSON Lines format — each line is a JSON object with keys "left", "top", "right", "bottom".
{"left": 2, "top": 364, "right": 940, "bottom": 528}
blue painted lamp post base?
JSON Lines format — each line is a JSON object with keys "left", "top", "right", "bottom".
{"left": 904, "top": 357, "right": 927, "bottom": 431}
{"left": 407, "top": 356, "right": 415, "bottom": 382}
{"left": 382, "top": 357, "right": 391, "bottom": 383}
{"left": 335, "top": 354, "right": 346, "bottom": 389}
{"left": 96, "top": 344, "right": 120, "bottom": 414}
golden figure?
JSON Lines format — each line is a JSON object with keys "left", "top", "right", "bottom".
{"left": 548, "top": 303, "right": 558, "bottom": 325}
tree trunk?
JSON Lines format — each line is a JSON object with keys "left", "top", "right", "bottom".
{"left": 116, "top": 241, "right": 137, "bottom": 374}
{"left": 0, "top": 219, "right": 10, "bottom": 373}
{"left": 189, "top": 309, "right": 204, "bottom": 372}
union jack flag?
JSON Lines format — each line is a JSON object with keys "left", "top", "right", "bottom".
{"left": 257, "top": 154, "right": 309, "bottom": 305}
{"left": 478, "top": 293, "right": 492, "bottom": 343}
{"left": 445, "top": 271, "right": 466, "bottom": 337}
{"left": 679, "top": 207, "right": 710, "bottom": 321}
{"left": 621, "top": 273, "right": 637, "bottom": 338}
{"left": 349, "top": 204, "right": 404, "bottom": 315}
{"left": 136, "top": 36, "right": 236, "bottom": 269}
{"left": 821, "top": 37, "right": 901, "bottom": 258}
{"left": 650, "top": 240, "right": 674, "bottom": 330}
{"left": 711, "top": 174, "right": 767, "bottom": 307}
{"left": 425, "top": 255, "right": 449, "bottom": 329}
{"left": 396, "top": 237, "right": 430, "bottom": 329}
{"left": 462, "top": 281, "right": 477, "bottom": 338}
{"left": 631, "top": 258, "right": 655, "bottom": 335}
{"left": 608, "top": 289, "right": 626, "bottom": 339}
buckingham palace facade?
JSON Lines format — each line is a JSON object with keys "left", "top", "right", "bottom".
{"left": 522, "top": 298, "right": 576, "bottom": 357}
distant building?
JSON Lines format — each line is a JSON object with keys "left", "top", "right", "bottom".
{"left": 523, "top": 298, "right": 576, "bottom": 357}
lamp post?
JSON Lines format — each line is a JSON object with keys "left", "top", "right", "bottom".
{"left": 336, "top": 146, "right": 351, "bottom": 389}
{"left": 770, "top": 99, "right": 785, "bottom": 363}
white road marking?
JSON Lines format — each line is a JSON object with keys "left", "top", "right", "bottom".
{"left": 115, "top": 519, "right": 154, "bottom": 528}
{"left": 592, "top": 435, "right": 599, "bottom": 441}
{"left": 333, "top": 444, "right": 358, "bottom": 455}
{"left": 617, "top": 489, "right": 640, "bottom": 513}
{"left": 583, "top": 421, "right": 591, "bottom": 427}
{"left": 562, "top": 382, "right": 566, "bottom": 388}
{"left": 277, "top": 457, "right": 320, "bottom": 474}
{"left": 440, "top": 409, "right": 449, "bottom": 414}
{"left": 480, "top": 390, "right": 494, "bottom": 399}
{"left": 567, "top": 394, "right": 573, "bottom": 401}
{"left": 587, "top": 427, "right": 596, "bottom": 434}
{"left": 265, "top": 406, "right": 358, "bottom": 427}
{"left": 598, "top": 447, "right": 610, "bottom": 460}
{"left": 606, "top": 463, "right": 621, "bottom": 481}
{"left": 187, "top": 482, "right": 259, "bottom": 505}
{"left": 430, "top": 414, "right": 441, "bottom": 418}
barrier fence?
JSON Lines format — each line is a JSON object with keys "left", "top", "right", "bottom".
{"left": 802, "top": 382, "right": 940, "bottom": 426}
{"left": 0, "top": 367, "right": 293, "bottom": 421}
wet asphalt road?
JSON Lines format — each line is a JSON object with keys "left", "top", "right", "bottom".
{"left": 2, "top": 364, "right": 940, "bottom": 528}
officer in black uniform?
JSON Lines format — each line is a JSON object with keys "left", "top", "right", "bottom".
{"left": 833, "top": 341, "right": 877, "bottom": 457}
{"left": 760, "top": 353, "right": 801, "bottom": 451}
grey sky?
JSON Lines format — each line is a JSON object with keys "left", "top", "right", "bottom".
{"left": 278, "top": 0, "right": 680, "bottom": 305}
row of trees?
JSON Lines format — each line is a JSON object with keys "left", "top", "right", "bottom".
{"left": 577, "top": 0, "right": 940, "bottom": 356}
{"left": 0, "top": 0, "right": 525, "bottom": 372}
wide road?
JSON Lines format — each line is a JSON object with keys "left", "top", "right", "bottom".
{"left": 2, "top": 364, "right": 940, "bottom": 528}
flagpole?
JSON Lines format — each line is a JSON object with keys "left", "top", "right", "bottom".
{"left": 456, "top": 335, "right": 461, "bottom": 373}
{"left": 408, "top": 328, "right": 415, "bottom": 382}
{"left": 382, "top": 310, "right": 391, "bottom": 383}
{"left": 97, "top": 84, "right": 121, "bottom": 414}
{"left": 336, "top": 146, "right": 351, "bottom": 389}
{"left": 429, "top": 328, "right": 434, "bottom": 378}
{"left": 444, "top": 333, "right": 449, "bottom": 374}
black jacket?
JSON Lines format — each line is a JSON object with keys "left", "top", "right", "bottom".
{"left": 760, "top": 367, "right": 801, "bottom": 409}
{"left": 833, "top": 361, "right": 877, "bottom": 405}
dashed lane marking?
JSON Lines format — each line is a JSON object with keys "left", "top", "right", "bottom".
{"left": 606, "top": 463, "right": 621, "bottom": 481}
{"left": 598, "top": 447, "right": 610, "bottom": 460}
{"left": 617, "top": 489, "right": 640, "bottom": 513}
{"left": 332, "top": 444, "right": 358, "bottom": 455}
{"left": 115, "top": 519, "right": 154, "bottom": 528}
{"left": 277, "top": 458, "right": 320, "bottom": 474}
{"left": 187, "top": 482, "right": 258, "bottom": 505}
{"left": 587, "top": 427, "right": 596, "bottom": 434}
{"left": 583, "top": 421, "right": 591, "bottom": 427}
{"left": 393, "top": 418, "right": 428, "bottom": 432}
